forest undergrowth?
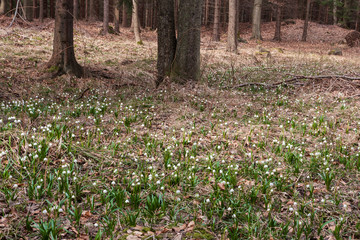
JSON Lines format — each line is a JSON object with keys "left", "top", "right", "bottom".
{"left": 1, "top": 20, "right": 360, "bottom": 239}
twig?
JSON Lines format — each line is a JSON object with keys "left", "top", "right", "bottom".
{"left": 74, "top": 88, "right": 90, "bottom": 101}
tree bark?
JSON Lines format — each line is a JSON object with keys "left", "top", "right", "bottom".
{"left": 170, "top": 0, "right": 202, "bottom": 83}
{"left": 132, "top": 0, "right": 142, "bottom": 44}
{"left": 33, "top": 0, "right": 37, "bottom": 19}
{"left": 49, "top": 0, "right": 55, "bottom": 18}
{"left": 122, "top": 2, "right": 128, "bottom": 27}
{"left": 156, "top": 0, "right": 177, "bottom": 86}
{"left": 212, "top": 0, "right": 221, "bottom": 41}
{"left": 24, "top": 0, "right": 33, "bottom": 21}
{"left": 204, "top": 0, "right": 209, "bottom": 26}
{"left": 47, "top": 0, "right": 83, "bottom": 77}
{"left": 39, "top": 0, "right": 44, "bottom": 21}
{"left": 114, "top": 0, "right": 120, "bottom": 32}
{"left": 103, "top": 0, "right": 109, "bottom": 34}
{"left": 85, "top": 0, "right": 88, "bottom": 20}
{"left": 227, "top": 0, "right": 237, "bottom": 53}
{"left": 0, "top": 0, "right": 7, "bottom": 15}
{"left": 302, "top": 0, "right": 311, "bottom": 41}
{"left": 89, "top": 0, "right": 97, "bottom": 20}
{"left": 333, "top": 0, "right": 337, "bottom": 25}
{"left": 273, "top": 4, "right": 281, "bottom": 41}
{"left": 251, "top": 0, "right": 262, "bottom": 40}
{"left": 74, "top": 0, "right": 79, "bottom": 19}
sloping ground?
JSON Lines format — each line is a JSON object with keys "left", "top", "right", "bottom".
{"left": 239, "top": 19, "right": 351, "bottom": 43}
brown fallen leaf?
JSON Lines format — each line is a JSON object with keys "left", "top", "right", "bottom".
{"left": 217, "top": 182, "right": 226, "bottom": 190}
{"left": 173, "top": 223, "right": 187, "bottom": 232}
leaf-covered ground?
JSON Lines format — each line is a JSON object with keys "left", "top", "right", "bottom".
{"left": 1, "top": 19, "right": 360, "bottom": 240}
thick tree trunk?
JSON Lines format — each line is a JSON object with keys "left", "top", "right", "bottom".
{"left": 103, "top": 0, "right": 109, "bottom": 34}
{"left": 24, "top": 0, "right": 33, "bottom": 21}
{"left": 49, "top": 0, "right": 55, "bottom": 18}
{"left": 47, "top": 0, "right": 83, "bottom": 77}
{"left": 39, "top": 0, "right": 44, "bottom": 21}
{"left": 74, "top": 0, "right": 79, "bottom": 19}
{"left": 156, "top": 0, "right": 177, "bottom": 86}
{"left": 114, "top": 0, "right": 120, "bottom": 32}
{"left": 273, "top": 5, "right": 281, "bottom": 41}
{"left": 212, "top": 0, "right": 221, "bottom": 41}
{"left": 251, "top": 0, "right": 262, "bottom": 40}
{"left": 302, "top": 0, "right": 311, "bottom": 41}
{"left": 171, "top": 0, "right": 202, "bottom": 83}
{"left": 132, "top": 0, "right": 142, "bottom": 44}
{"left": 227, "top": 0, "right": 237, "bottom": 53}
{"left": 0, "top": 0, "right": 7, "bottom": 15}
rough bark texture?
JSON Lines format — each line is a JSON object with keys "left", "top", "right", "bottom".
{"left": 114, "top": 1, "right": 120, "bottom": 32}
{"left": 24, "top": 0, "right": 33, "bottom": 21}
{"left": 212, "top": 0, "right": 221, "bottom": 41}
{"left": 0, "top": 0, "right": 7, "bottom": 15}
{"left": 74, "top": 0, "right": 79, "bottom": 19}
{"left": 39, "top": 0, "right": 44, "bottom": 21}
{"left": 132, "top": 0, "right": 142, "bottom": 43}
{"left": 47, "top": 0, "right": 83, "bottom": 77}
{"left": 302, "top": 0, "right": 311, "bottom": 41}
{"left": 103, "top": 0, "right": 109, "bottom": 34}
{"left": 251, "top": 0, "right": 263, "bottom": 40}
{"left": 156, "top": 0, "right": 177, "bottom": 86}
{"left": 273, "top": 5, "right": 281, "bottom": 41}
{"left": 170, "top": 0, "right": 202, "bottom": 83}
{"left": 227, "top": 0, "right": 237, "bottom": 53}
{"left": 204, "top": 0, "right": 209, "bottom": 26}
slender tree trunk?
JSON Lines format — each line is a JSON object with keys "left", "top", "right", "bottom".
{"left": 356, "top": 0, "right": 360, "bottom": 31}
{"left": 132, "top": 0, "right": 142, "bottom": 43}
{"left": 39, "top": 0, "right": 44, "bottom": 21}
{"left": 0, "top": 0, "right": 7, "bottom": 15}
{"left": 227, "top": 0, "right": 237, "bottom": 53}
{"left": 24, "top": 0, "right": 33, "bottom": 21}
{"left": 204, "top": 0, "right": 209, "bottom": 26}
{"left": 171, "top": 0, "right": 202, "bottom": 83}
{"left": 47, "top": 0, "right": 82, "bottom": 77}
{"left": 114, "top": 0, "right": 120, "bottom": 32}
{"left": 33, "top": 0, "right": 37, "bottom": 19}
{"left": 85, "top": 0, "right": 88, "bottom": 20}
{"left": 103, "top": 0, "right": 109, "bottom": 34}
{"left": 122, "top": 2, "right": 128, "bottom": 27}
{"left": 156, "top": 0, "right": 177, "bottom": 86}
{"left": 212, "top": 0, "right": 221, "bottom": 41}
{"left": 251, "top": 0, "right": 263, "bottom": 40}
{"left": 302, "top": 0, "right": 311, "bottom": 41}
{"left": 89, "top": 0, "right": 97, "bottom": 20}
{"left": 333, "top": 0, "right": 337, "bottom": 25}
{"left": 49, "top": 0, "right": 55, "bottom": 18}
{"left": 74, "top": 0, "right": 79, "bottom": 19}
{"left": 273, "top": 5, "right": 281, "bottom": 41}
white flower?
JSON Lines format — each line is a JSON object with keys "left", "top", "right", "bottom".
{"left": 176, "top": 190, "right": 181, "bottom": 194}
{"left": 289, "top": 207, "right": 294, "bottom": 212}
{"left": 94, "top": 223, "right": 98, "bottom": 227}
{"left": 13, "top": 184, "right": 18, "bottom": 188}
{"left": 227, "top": 207, "right": 232, "bottom": 211}
{"left": 42, "top": 209, "right": 48, "bottom": 214}
{"left": 103, "top": 190, "right": 108, "bottom": 194}
{"left": 206, "top": 199, "right": 210, "bottom": 203}
{"left": 125, "top": 199, "right": 129, "bottom": 203}
{"left": 111, "top": 181, "right": 115, "bottom": 185}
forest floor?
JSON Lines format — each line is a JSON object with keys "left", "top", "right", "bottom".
{"left": 1, "top": 17, "right": 360, "bottom": 240}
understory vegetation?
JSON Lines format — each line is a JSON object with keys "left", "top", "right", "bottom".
{"left": 1, "top": 25, "right": 360, "bottom": 240}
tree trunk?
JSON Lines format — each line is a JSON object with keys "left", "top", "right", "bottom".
{"left": 0, "top": 0, "right": 7, "bottom": 15}
{"left": 122, "top": 2, "right": 128, "bottom": 27}
{"left": 49, "top": 0, "right": 55, "bottom": 18}
{"left": 132, "top": 0, "right": 142, "bottom": 44}
{"left": 74, "top": 0, "right": 79, "bottom": 19}
{"left": 356, "top": 0, "right": 360, "bottom": 31}
{"left": 204, "top": 0, "right": 209, "bottom": 26}
{"left": 89, "top": 0, "right": 97, "bottom": 20}
{"left": 85, "top": 0, "right": 88, "bottom": 20}
{"left": 114, "top": 0, "right": 120, "bottom": 32}
{"left": 212, "top": 0, "right": 221, "bottom": 41}
{"left": 47, "top": 0, "right": 83, "bottom": 77}
{"left": 156, "top": 0, "right": 177, "bottom": 86}
{"left": 333, "top": 0, "right": 337, "bottom": 25}
{"left": 33, "top": 0, "right": 37, "bottom": 19}
{"left": 171, "top": 0, "right": 202, "bottom": 83}
{"left": 24, "top": 0, "right": 33, "bottom": 21}
{"left": 251, "top": 0, "right": 262, "bottom": 40}
{"left": 103, "top": 0, "right": 109, "bottom": 34}
{"left": 273, "top": 5, "right": 281, "bottom": 41}
{"left": 39, "top": 0, "right": 44, "bottom": 21}
{"left": 227, "top": 0, "right": 237, "bottom": 53}
{"left": 302, "top": 0, "right": 311, "bottom": 41}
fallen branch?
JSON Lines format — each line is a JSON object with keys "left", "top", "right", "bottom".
{"left": 229, "top": 75, "right": 360, "bottom": 89}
